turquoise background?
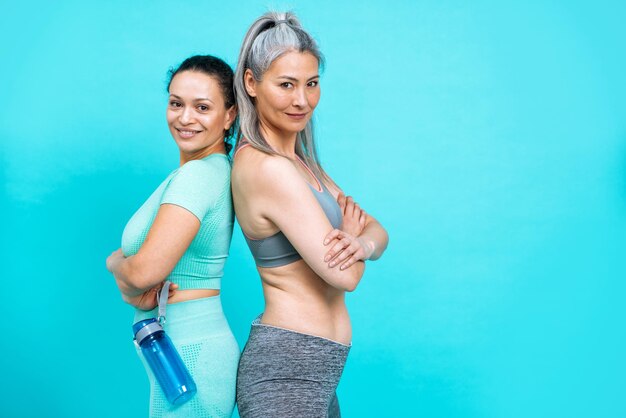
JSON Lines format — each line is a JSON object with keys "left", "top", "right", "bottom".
{"left": 1, "top": 1, "right": 625, "bottom": 417}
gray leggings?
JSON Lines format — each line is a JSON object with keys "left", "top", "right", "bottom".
{"left": 236, "top": 316, "right": 351, "bottom": 418}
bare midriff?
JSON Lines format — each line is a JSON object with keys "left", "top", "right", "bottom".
{"left": 258, "top": 259, "right": 351, "bottom": 346}
{"left": 168, "top": 288, "right": 220, "bottom": 304}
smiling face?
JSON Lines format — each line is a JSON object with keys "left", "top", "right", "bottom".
{"left": 244, "top": 51, "right": 320, "bottom": 141}
{"left": 166, "top": 70, "right": 236, "bottom": 162}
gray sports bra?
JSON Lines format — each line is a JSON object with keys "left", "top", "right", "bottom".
{"left": 242, "top": 154, "right": 342, "bottom": 268}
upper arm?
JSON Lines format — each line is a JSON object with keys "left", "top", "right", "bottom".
{"left": 255, "top": 159, "right": 364, "bottom": 290}
{"left": 130, "top": 204, "right": 201, "bottom": 288}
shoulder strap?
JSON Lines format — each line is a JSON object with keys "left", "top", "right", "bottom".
{"left": 157, "top": 281, "right": 172, "bottom": 324}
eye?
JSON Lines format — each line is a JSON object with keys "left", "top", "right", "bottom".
{"left": 280, "top": 82, "right": 294, "bottom": 89}
{"left": 307, "top": 80, "right": 319, "bottom": 88}
{"left": 169, "top": 100, "right": 182, "bottom": 108}
{"left": 197, "top": 104, "right": 209, "bottom": 112}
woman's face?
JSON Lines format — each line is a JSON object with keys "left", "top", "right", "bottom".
{"left": 166, "top": 71, "right": 235, "bottom": 159}
{"left": 245, "top": 51, "right": 320, "bottom": 138}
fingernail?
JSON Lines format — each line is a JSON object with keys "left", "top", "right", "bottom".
{"left": 324, "top": 239, "right": 329, "bottom": 245}
{"left": 330, "top": 262, "right": 335, "bottom": 267}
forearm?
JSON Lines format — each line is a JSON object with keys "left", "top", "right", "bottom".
{"left": 358, "top": 220, "right": 389, "bottom": 261}
{"left": 325, "top": 260, "right": 365, "bottom": 292}
{"left": 115, "top": 277, "right": 144, "bottom": 299}
{"left": 110, "top": 256, "right": 158, "bottom": 297}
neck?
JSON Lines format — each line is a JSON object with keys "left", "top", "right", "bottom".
{"left": 179, "top": 141, "right": 226, "bottom": 166}
{"left": 259, "top": 120, "right": 298, "bottom": 158}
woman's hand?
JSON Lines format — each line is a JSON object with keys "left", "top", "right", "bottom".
{"left": 323, "top": 193, "right": 370, "bottom": 270}
{"left": 323, "top": 229, "right": 374, "bottom": 270}
{"left": 337, "top": 192, "right": 366, "bottom": 237}
{"left": 122, "top": 282, "right": 179, "bottom": 311}
{"left": 106, "top": 248, "right": 125, "bottom": 274}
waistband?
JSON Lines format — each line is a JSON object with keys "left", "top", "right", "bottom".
{"left": 240, "top": 314, "right": 351, "bottom": 386}
{"left": 251, "top": 314, "right": 352, "bottom": 348}
{"left": 133, "top": 296, "right": 229, "bottom": 341}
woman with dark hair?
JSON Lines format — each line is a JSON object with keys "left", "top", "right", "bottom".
{"left": 106, "top": 55, "right": 239, "bottom": 417}
{"left": 232, "top": 12, "right": 389, "bottom": 418}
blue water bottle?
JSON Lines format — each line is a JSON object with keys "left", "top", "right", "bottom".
{"left": 132, "top": 281, "right": 197, "bottom": 405}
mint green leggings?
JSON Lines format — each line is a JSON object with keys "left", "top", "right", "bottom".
{"left": 134, "top": 296, "right": 240, "bottom": 418}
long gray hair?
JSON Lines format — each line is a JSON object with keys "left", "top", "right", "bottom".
{"left": 234, "top": 11, "right": 331, "bottom": 184}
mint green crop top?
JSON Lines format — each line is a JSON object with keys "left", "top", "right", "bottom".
{"left": 121, "top": 154, "right": 233, "bottom": 290}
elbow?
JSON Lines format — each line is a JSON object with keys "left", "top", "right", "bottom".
{"left": 380, "top": 230, "right": 390, "bottom": 257}
{"left": 125, "top": 272, "right": 146, "bottom": 290}
{"left": 327, "top": 278, "right": 357, "bottom": 292}
{"left": 123, "top": 259, "right": 163, "bottom": 291}
{"left": 327, "top": 261, "right": 364, "bottom": 292}
{"left": 342, "top": 279, "right": 358, "bottom": 293}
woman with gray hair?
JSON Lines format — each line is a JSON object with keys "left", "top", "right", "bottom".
{"left": 232, "top": 11, "right": 389, "bottom": 417}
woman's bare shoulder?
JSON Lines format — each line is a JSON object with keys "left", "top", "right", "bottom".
{"left": 232, "top": 146, "right": 301, "bottom": 194}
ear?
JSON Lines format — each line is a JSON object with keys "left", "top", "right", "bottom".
{"left": 244, "top": 69, "right": 257, "bottom": 98}
{"left": 224, "top": 105, "right": 237, "bottom": 131}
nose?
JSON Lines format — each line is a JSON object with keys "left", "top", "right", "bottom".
{"left": 292, "top": 87, "right": 307, "bottom": 108}
{"left": 179, "top": 107, "right": 194, "bottom": 124}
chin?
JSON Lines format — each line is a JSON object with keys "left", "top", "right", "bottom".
{"left": 284, "top": 122, "right": 308, "bottom": 133}
{"left": 176, "top": 142, "right": 200, "bottom": 153}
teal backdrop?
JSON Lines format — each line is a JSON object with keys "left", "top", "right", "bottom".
{"left": 1, "top": 1, "right": 625, "bottom": 417}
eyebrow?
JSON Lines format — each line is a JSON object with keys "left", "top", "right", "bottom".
{"left": 277, "top": 75, "right": 320, "bottom": 82}
{"left": 169, "top": 94, "right": 215, "bottom": 105}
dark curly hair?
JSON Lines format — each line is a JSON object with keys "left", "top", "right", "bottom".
{"left": 167, "top": 55, "right": 237, "bottom": 154}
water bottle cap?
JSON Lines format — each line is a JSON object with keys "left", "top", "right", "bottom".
{"left": 132, "top": 318, "right": 163, "bottom": 345}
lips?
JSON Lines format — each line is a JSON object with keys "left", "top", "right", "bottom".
{"left": 285, "top": 112, "right": 307, "bottom": 120}
{"left": 176, "top": 128, "right": 201, "bottom": 139}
